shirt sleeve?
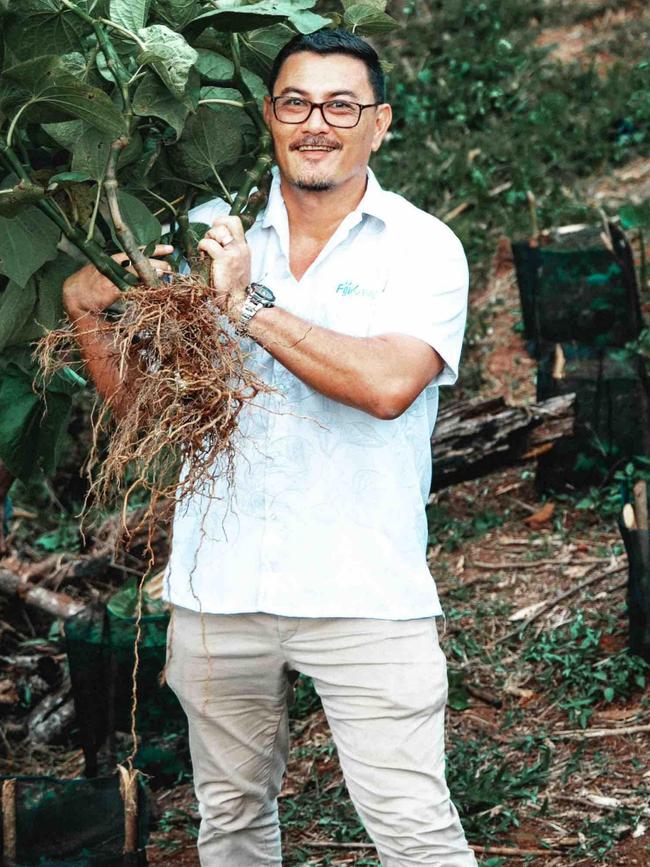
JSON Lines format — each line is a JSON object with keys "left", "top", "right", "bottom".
{"left": 370, "top": 215, "right": 469, "bottom": 387}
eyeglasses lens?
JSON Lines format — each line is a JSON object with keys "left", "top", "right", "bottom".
{"left": 274, "top": 98, "right": 360, "bottom": 128}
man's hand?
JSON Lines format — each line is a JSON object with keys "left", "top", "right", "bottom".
{"left": 63, "top": 245, "right": 175, "bottom": 320}
{"left": 197, "top": 216, "right": 251, "bottom": 321}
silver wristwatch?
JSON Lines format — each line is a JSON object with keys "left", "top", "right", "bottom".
{"left": 236, "top": 282, "right": 275, "bottom": 334}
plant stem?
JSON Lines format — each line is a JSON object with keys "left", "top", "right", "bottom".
{"left": 59, "top": 1, "right": 132, "bottom": 113}
{"left": 230, "top": 133, "right": 273, "bottom": 226}
{"left": 104, "top": 138, "right": 159, "bottom": 286}
{"left": 198, "top": 98, "right": 246, "bottom": 109}
{"left": 229, "top": 33, "right": 267, "bottom": 135}
{"left": 86, "top": 179, "right": 104, "bottom": 242}
{"left": 99, "top": 18, "right": 147, "bottom": 52}
{"left": 175, "top": 189, "right": 197, "bottom": 261}
{"left": 6, "top": 103, "right": 32, "bottom": 148}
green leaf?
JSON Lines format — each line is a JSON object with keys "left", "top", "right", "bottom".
{"left": 196, "top": 49, "right": 267, "bottom": 105}
{"left": 48, "top": 171, "right": 93, "bottom": 185}
{"left": 3, "top": 55, "right": 126, "bottom": 137}
{"left": 133, "top": 72, "right": 190, "bottom": 140}
{"left": 0, "top": 206, "right": 60, "bottom": 287}
{"left": 169, "top": 104, "right": 245, "bottom": 183}
{"left": 619, "top": 202, "right": 650, "bottom": 231}
{"left": 0, "top": 280, "right": 37, "bottom": 353}
{"left": 0, "top": 256, "right": 76, "bottom": 351}
{"left": 240, "top": 23, "right": 294, "bottom": 77}
{"left": 152, "top": 0, "right": 200, "bottom": 30}
{"left": 195, "top": 48, "right": 234, "bottom": 81}
{"left": 3, "top": 0, "right": 93, "bottom": 62}
{"left": 137, "top": 24, "right": 198, "bottom": 98}
{"left": 42, "top": 119, "right": 83, "bottom": 150}
{"left": 603, "top": 686, "right": 615, "bottom": 702}
{"left": 71, "top": 127, "right": 112, "bottom": 181}
{"left": 343, "top": 3, "right": 397, "bottom": 34}
{"left": 71, "top": 126, "right": 143, "bottom": 179}
{"left": 342, "top": 0, "right": 387, "bottom": 8}
{"left": 113, "top": 192, "right": 162, "bottom": 248}
{"left": 0, "top": 353, "right": 82, "bottom": 481}
{"left": 110, "top": 0, "right": 151, "bottom": 32}
{"left": 188, "top": 0, "right": 330, "bottom": 35}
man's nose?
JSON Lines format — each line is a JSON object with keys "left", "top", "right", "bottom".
{"left": 302, "top": 104, "right": 331, "bottom": 134}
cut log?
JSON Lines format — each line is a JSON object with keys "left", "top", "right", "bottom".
{"left": 0, "top": 568, "right": 84, "bottom": 619}
{"left": 431, "top": 393, "right": 575, "bottom": 490}
{"left": 27, "top": 683, "right": 75, "bottom": 745}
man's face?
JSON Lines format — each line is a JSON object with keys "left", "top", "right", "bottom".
{"left": 263, "top": 51, "right": 392, "bottom": 193}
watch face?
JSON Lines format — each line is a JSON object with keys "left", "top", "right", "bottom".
{"left": 251, "top": 282, "right": 275, "bottom": 304}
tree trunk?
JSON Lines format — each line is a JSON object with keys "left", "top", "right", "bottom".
{"left": 431, "top": 393, "right": 575, "bottom": 490}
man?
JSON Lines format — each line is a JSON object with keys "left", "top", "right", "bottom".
{"left": 64, "top": 29, "right": 476, "bottom": 867}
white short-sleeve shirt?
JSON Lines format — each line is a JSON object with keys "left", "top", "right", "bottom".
{"left": 163, "top": 167, "right": 468, "bottom": 619}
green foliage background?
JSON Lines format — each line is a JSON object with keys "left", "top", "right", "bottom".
{"left": 0, "top": 0, "right": 393, "bottom": 482}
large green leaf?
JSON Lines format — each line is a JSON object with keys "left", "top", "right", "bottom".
{"left": 0, "top": 206, "right": 60, "bottom": 287}
{"left": 3, "top": 0, "right": 93, "bottom": 62}
{"left": 0, "top": 352, "right": 83, "bottom": 481}
{"left": 2, "top": 55, "right": 126, "bottom": 137}
{"left": 196, "top": 49, "right": 267, "bottom": 105}
{"left": 343, "top": 3, "right": 397, "bottom": 34}
{"left": 137, "top": 24, "right": 198, "bottom": 98}
{"left": 113, "top": 192, "right": 162, "bottom": 248}
{"left": 133, "top": 72, "right": 190, "bottom": 140}
{"left": 188, "top": 0, "right": 330, "bottom": 34}
{"left": 0, "top": 255, "right": 76, "bottom": 351}
{"left": 152, "top": 0, "right": 200, "bottom": 30}
{"left": 0, "top": 280, "right": 37, "bottom": 353}
{"left": 71, "top": 127, "right": 146, "bottom": 180}
{"left": 169, "top": 104, "right": 245, "bottom": 183}
{"left": 110, "top": 0, "right": 151, "bottom": 31}
{"left": 240, "top": 23, "right": 294, "bottom": 77}
{"left": 42, "top": 119, "right": 83, "bottom": 150}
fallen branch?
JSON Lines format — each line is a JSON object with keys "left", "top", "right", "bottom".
{"left": 431, "top": 393, "right": 575, "bottom": 490}
{"left": 495, "top": 563, "right": 627, "bottom": 644}
{"left": 0, "top": 567, "right": 84, "bottom": 619}
{"left": 551, "top": 723, "right": 650, "bottom": 740}
{"left": 298, "top": 841, "right": 568, "bottom": 856}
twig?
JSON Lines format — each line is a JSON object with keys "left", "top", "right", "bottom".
{"left": 104, "top": 138, "right": 159, "bottom": 286}
{"left": 494, "top": 562, "right": 626, "bottom": 644}
{"left": 551, "top": 723, "right": 650, "bottom": 740}
{"left": 470, "top": 556, "right": 607, "bottom": 570}
{"left": 299, "top": 841, "right": 567, "bottom": 856}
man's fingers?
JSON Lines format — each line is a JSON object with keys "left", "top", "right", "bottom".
{"left": 198, "top": 238, "right": 226, "bottom": 260}
{"left": 153, "top": 244, "right": 175, "bottom": 256}
{"left": 211, "top": 215, "right": 245, "bottom": 243}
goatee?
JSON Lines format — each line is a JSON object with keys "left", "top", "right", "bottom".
{"left": 296, "top": 178, "right": 334, "bottom": 192}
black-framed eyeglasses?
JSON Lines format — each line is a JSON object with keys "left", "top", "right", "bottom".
{"left": 271, "top": 96, "right": 380, "bottom": 129}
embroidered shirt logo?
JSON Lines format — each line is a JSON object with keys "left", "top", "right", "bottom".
{"left": 336, "top": 281, "right": 360, "bottom": 296}
{"left": 335, "top": 281, "right": 380, "bottom": 299}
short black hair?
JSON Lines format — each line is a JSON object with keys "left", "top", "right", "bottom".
{"left": 268, "top": 29, "right": 386, "bottom": 103}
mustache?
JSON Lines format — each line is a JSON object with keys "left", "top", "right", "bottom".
{"left": 290, "top": 137, "right": 341, "bottom": 150}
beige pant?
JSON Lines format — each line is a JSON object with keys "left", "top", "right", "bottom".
{"left": 165, "top": 607, "right": 478, "bottom": 867}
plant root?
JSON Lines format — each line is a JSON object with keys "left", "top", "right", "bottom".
{"left": 36, "top": 272, "right": 268, "bottom": 536}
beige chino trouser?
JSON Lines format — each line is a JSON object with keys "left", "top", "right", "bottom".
{"left": 166, "top": 606, "right": 478, "bottom": 867}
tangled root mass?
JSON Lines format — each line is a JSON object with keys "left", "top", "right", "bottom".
{"left": 38, "top": 273, "right": 267, "bottom": 533}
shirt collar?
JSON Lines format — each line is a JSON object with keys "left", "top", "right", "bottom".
{"left": 261, "top": 165, "right": 388, "bottom": 230}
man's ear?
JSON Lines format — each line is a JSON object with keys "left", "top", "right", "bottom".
{"left": 371, "top": 104, "right": 392, "bottom": 153}
{"left": 263, "top": 95, "right": 273, "bottom": 128}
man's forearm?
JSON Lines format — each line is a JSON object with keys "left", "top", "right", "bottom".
{"left": 247, "top": 306, "right": 442, "bottom": 420}
{"left": 67, "top": 308, "right": 135, "bottom": 417}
